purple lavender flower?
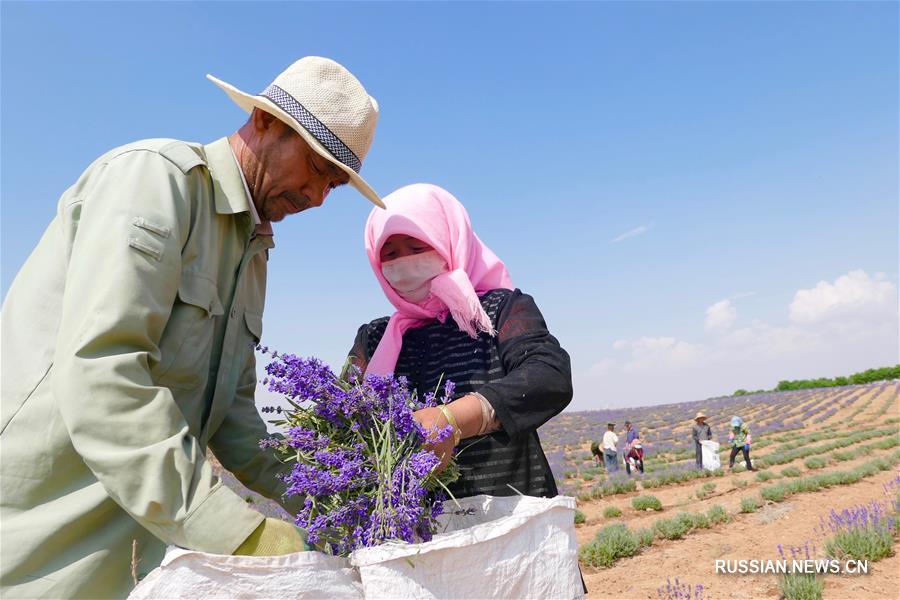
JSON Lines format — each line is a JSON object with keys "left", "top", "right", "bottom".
{"left": 259, "top": 352, "right": 459, "bottom": 556}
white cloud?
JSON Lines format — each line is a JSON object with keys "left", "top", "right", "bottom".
{"left": 789, "top": 270, "right": 896, "bottom": 324}
{"left": 610, "top": 224, "right": 652, "bottom": 243}
{"left": 705, "top": 299, "right": 737, "bottom": 332}
{"left": 576, "top": 269, "right": 899, "bottom": 410}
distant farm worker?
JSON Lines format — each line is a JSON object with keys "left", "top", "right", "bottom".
{"left": 590, "top": 439, "right": 603, "bottom": 465}
{"left": 624, "top": 420, "right": 644, "bottom": 475}
{"left": 602, "top": 422, "right": 620, "bottom": 472}
{"left": 692, "top": 411, "right": 712, "bottom": 468}
{"left": 728, "top": 416, "right": 756, "bottom": 471}
{"left": 1, "top": 57, "right": 383, "bottom": 598}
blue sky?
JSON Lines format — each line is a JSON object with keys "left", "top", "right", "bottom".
{"left": 2, "top": 2, "right": 897, "bottom": 411}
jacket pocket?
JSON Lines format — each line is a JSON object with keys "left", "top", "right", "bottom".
{"left": 243, "top": 311, "right": 263, "bottom": 344}
{"left": 153, "top": 274, "right": 224, "bottom": 391}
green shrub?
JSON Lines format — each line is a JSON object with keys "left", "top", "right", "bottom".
{"left": 599, "top": 478, "right": 637, "bottom": 496}
{"left": 761, "top": 483, "right": 789, "bottom": 503}
{"left": 603, "top": 506, "right": 622, "bottom": 518}
{"left": 826, "top": 528, "right": 894, "bottom": 562}
{"left": 869, "top": 437, "right": 900, "bottom": 451}
{"left": 707, "top": 505, "right": 730, "bottom": 524}
{"left": 582, "top": 473, "right": 595, "bottom": 482}
{"left": 578, "top": 523, "right": 641, "bottom": 568}
{"left": 638, "top": 465, "right": 721, "bottom": 489}
{"left": 696, "top": 482, "right": 717, "bottom": 499}
{"left": 636, "top": 527, "right": 655, "bottom": 547}
{"left": 760, "top": 453, "right": 900, "bottom": 503}
{"left": 654, "top": 516, "right": 692, "bottom": 540}
{"left": 780, "top": 573, "right": 823, "bottom": 600}
{"left": 631, "top": 495, "right": 663, "bottom": 512}
{"left": 756, "top": 470, "right": 780, "bottom": 482}
{"left": 832, "top": 450, "right": 854, "bottom": 462}
{"left": 689, "top": 512, "right": 711, "bottom": 529}
{"left": 781, "top": 467, "right": 802, "bottom": 478}
{"left": 740, "top": 496, "right": 760, "bottom": 513}
{"left": 804, "top": 457, "right": 827, "bottom": 470}
{"left": 641, "top": 478, "right": 661, "bottom": 489}
{"left": 732, "top": 477, "right": 749, "bottom": 488}
{"left": 574, "top": 509, "right": 586, "bottom": 525}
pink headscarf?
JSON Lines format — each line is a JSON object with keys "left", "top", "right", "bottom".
{"left": 364, "top": 184, "right": 514, "bottom": 376}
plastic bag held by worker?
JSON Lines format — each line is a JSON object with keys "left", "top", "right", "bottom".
{"left": 128, "top": 546, "right": 363, "bottom": 599}
{"left": 351, "top": 494, "right": 582, "bottom": 599}
{"left": 700, "top": 440, "right": 721, "bottom": 471}
{"left": 129, "top": 495, "right": 582, "bottom": 600}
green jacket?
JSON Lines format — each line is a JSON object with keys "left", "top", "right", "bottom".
{"left": 1, "top": 138, "right": 300, "bottom": 598}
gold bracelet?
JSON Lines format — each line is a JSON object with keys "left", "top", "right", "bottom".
{"left": 438, "top": 405, "right": 461, "bottom": 446}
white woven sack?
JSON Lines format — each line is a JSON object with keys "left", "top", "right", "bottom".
{"left": 349, "top": 495, "right": 582, "bottom": 600}
{"left": 127, "top": 546, "right": 363, "bottom": 599}
{"left": 701, "top": 440, "right": 722, "bottom": 471}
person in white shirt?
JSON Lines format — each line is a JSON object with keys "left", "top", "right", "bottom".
{"left": 601, "top": 422, "right": 620, "bottom": 472}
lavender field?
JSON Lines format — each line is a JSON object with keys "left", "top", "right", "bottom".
{"left": 539, "top": 381, "right": 899, "bottom": 496}
{"left": 558, "top": 380, "right": 900, "bottom": 599}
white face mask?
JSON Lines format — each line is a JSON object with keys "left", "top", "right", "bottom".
{"left": 381, "top": 251, "right": 448, "bottom": 303}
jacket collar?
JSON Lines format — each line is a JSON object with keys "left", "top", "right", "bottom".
{"left": 204, "top": 137, "right": 253, "bottom": 216}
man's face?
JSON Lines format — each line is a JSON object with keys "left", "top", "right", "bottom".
{"left": 246, "top": 111, "right": 350, "bottom": 222}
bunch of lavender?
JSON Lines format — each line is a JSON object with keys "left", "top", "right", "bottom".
{"left": 258, "top": 350, "right": 459, "bottom": 556}
{"left": 777, "top": 540, "right": 819, "bottom": 563}
{"left": 656, "top": 577, "right": 707, "bottom": 600}
{"left": 819, "top": 500, "right": 896, "bottom": 562}
{"left": 883, "top": 475, "right": 900, "bottom": 514}
{"left": 777, "top": 542, "right": 824, "bottom": 600}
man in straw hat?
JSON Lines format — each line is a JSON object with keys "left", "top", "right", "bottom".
{"left": 1, "top": 57, "right": 381, "bottom": 598}
{"left": 692, "top": 411, "right": 713, "bottom": 468}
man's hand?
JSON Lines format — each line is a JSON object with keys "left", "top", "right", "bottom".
{"left": 233, "top": 518, "right": 310, "bottom": 556}
{"left": 413, "top": 407, "right": 456, "bottom": 472}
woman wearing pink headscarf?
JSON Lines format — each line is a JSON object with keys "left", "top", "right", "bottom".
{"left": 346, "top": 183, "right": 572, "bottom": 499}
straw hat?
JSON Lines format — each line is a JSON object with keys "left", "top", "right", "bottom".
{"left": 694, "top": 411, "right": 707, "bottom": 421}
{"left": 208, "top": 57, "right": 383, "bottom": 208}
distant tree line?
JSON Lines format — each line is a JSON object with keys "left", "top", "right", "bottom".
{"left": 733, "top": 365, "right": 900, "bottom": 396}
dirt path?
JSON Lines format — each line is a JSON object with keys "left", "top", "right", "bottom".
{"left": 581, "top": 468, "right": 900, "bottom": 599}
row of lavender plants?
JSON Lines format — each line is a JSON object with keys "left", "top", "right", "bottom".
{"left": 541, "top": 382, "right": 897, "bottom": 491}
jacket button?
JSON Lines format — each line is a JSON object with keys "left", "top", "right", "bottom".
{"left": 231, "top": 307, "right": 237, "bottom": 318}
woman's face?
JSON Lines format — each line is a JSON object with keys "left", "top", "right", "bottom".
{"left": 380, "top": 234, "right": 435, "bottom": 263}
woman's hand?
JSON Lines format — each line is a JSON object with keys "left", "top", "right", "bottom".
{"left": 413, "top": 395, "right": 487, "bottom": 472}
{"left": 413, "top": 407, "right": 456, "bottom": 472}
